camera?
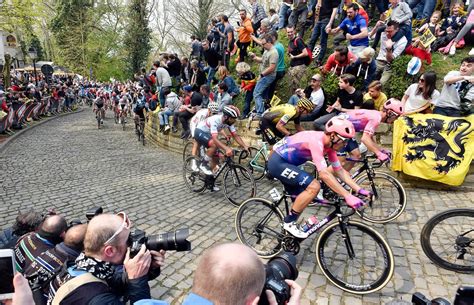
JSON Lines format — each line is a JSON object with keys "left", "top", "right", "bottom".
{"left": 259, "top": 252, "right": 298, "bottom": 305}
{"left": 412, "top": 286, "right": 474, "bottom": 305}
{"left": 128, "top": 228, "right": 191, "bottom": 256}
{"left": 68, "top": 206, "right": 103, "bottom": 228}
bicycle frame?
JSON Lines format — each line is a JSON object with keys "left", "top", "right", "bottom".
{"left": 248, "top": 142, "right": 269, "bottom": 173}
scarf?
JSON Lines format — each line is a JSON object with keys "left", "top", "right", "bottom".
{"left": 74, "top": 253, "right": 115, "bottom": 280}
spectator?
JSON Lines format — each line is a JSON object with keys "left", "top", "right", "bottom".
{"left": 220, "top": 15, "right": 235, "bottom": 68}
{"left": 371, "top": 0, "right": 412, "bottom": 49}
{"left": 433, "top": 57, "right": 474, "bottom": 117}
{"left": 268, "top": 8, "right": 279, "bottom": 30}
{"left": 447, "top": 8, "right": 474, "bottom": 56}
{"left": 182, "top": 243, "right": 302, "bottom": 305}
{"left": 431, "top": 3, "right": 467, "bottom": 52}
{"left": 406, "top": 10, "right": 443, "bottom": 64}
{"left": 0, "top": 210, "right": 44, "bottom": 249}
{"left": 307, "top": 0, "right": 339, "bottom": 67}
{"left": 200, "top": 84, "right": 214, "bottom": 109}
{"left": 25, "top": 224, "right": 87, "bottom": 305}
{"left": 236, "top": 9, "right": 254, "bottom": 63}
{"left": 402, "top": 71, "right": 440, "bottom": 114}
{"left": 201, "top": 40, "right": 221, "bottom": 87}
{"left": 313, "top": 74, "right": 363, "bottom": 130}
{"left": 152, "top": 61, "right": 172, "bottom": 108}
{"left": 288, "top": 0, "right": 308, "bottom": 37}
{"left": 346, "top": 47, "right": 376, "bottom": 91}
{"left": 321, "top": 45, "right": 357, "bottom": 76}
{"left": 180, "top": 57, "right": 191, "bottom": 85}
{"left": 236, "top": 62, "right": 256, "bottom": 118}
{"left": 331, "top": 3, "right": 368, "bottom": 56}
{"left": 166, "top": 54, "right": 182, "bottom": 90}
{"left": 333, "top": 0, "right": 370, "bottom": 47}
{"left": 286, "top": 26, "right": 310, "bottom": 92}
{"left": 190, "top": 35, "right": 202, "bottom": 61}
{"left": 289, "top": 74, "right": 325, "bottom": 121}
{"left": 250, "top": 33, "right": 278, "bottom": 117}
{"left": 47, "top": 213, "right": 165, "bottom": 305}
{"left": 189, "top": 60, "right": 207, "bottom": 92}
{"left": 216, "top": 83, "right": 233, "bottom": 112}
{"left": 363, "top": 81, "right": 387, "bottom": 110}
{"left": 158, "top": 87, "right": 181, "bottom": 133}
{"left": 250, "top": 19, "right": 272, "bottom": 46}
{"left": 374, "top": 20, "right": 408, "bottom": 85}
{"left": 266, "top": 31, "right": 286, "bottom": 102}
{"left": 249, "top": 0, "right": 267, "bottom": 33}
{"left": 408, "top": 0, "right": 438, "bottom": 23}
{"left": 278, "top": 0, "right": 293, "bottom": 30}
{"left": 15, "top": 215, "right": 67, "bottom": 273}
{"left": 217, "top": 66, "right": 240, "bottom": 97}
{"left": 177, "top": 85, "right": 203, "bottom": 139}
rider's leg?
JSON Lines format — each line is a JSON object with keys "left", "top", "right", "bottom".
{"left": 285, "top": 180, "right": 321, "bottom": 223}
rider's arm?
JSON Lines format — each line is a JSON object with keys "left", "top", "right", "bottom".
{"left": 276, "top": 120, "right": 292, "bottom": 136}
{"left": 211, "top": 133, "right": 231, "bottom": 152}
{"left": 294, "top": 123, "right": 304, "bottom": 132}
{"left": 319, "top": 168, "right": 352, "bottom": 197}
{"left": 361, "top": 133, "right": 381, "bottom": 155}
{"left": 327, "top": 150, "right": 361, "bottom": 192}
{"left": 231, "top": 132, "right": 249, "bottom": 151}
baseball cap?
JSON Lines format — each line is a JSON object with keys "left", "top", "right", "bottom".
{"left": 183, "top": 85, "right": 193, "bottom": 92}
{"left": 311, "top": 74, "right": 322, "bottom": 81}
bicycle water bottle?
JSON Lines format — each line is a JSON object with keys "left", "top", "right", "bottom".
{"left": 302, "top": 216, "right": 319, "bottom": 232}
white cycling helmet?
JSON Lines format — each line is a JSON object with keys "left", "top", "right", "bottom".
{"left": 208, "top": 102, "right": 219, "bottom": 114}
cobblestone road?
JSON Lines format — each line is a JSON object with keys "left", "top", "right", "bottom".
{"left": 0, "top": 110, "right": 472, "bottom": 304}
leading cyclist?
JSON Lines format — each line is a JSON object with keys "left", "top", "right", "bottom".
{"left": 268, "top": 116, "right": 372, "bottom": 238}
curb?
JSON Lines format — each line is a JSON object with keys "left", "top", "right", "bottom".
{"left": 0, "top": 108, "right": 84, "bottom": 154}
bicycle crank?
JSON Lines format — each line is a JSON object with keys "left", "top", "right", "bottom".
{"left": 282, "top": 236, "right": 301, "bottom": 255}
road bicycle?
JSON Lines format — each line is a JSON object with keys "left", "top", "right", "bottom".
{"left": 114, "top": 106, "right": 120, "bottom": 124}
{"left": 183, "top": 137, "right": 232, "bottom": 162}
{"left": 119, "top": 109, "right": 127, "bottom": 131}
{"left": 95, "top": 108, "right": 105, "bottom": 129}
{"left": 420, "top": 208, "right": 473, "bottom": 273}
{"left": 235, "top": 187, "right": 394, "bottom": 294}
{"left": 137, "top": 118, "right": 146, "bottom": 145}
{"left": 183, "top": 151, "right": 257, "bottom": 206}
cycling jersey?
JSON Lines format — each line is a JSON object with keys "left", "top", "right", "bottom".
{"left": 262, "top": 104, "right": 300, "bottom": 125}
{"left": 273, "top": 131, "right": 342, "bottom": 171}
{"left": 196, "top": 114, "right": 237, "bottom": 136}
{"left": 190, "top": 109, "right": 209, "bottom": 137}
{"left": 339, "top": 110, "right": 382, "bottom": 136}
{"left": 94, "top": 98, "right": 104, "bottom": 108}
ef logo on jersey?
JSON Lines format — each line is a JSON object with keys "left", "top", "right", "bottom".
{"left": 281, "top": 168, "right": 298, "bottom": 179}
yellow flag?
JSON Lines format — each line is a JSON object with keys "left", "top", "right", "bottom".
{"left": 392, "top": 114, "right": 474, "bottom": 186}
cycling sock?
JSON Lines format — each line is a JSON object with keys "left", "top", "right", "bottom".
{"left": 203, "top": 155, "right": 211, "bottom": 162}
{"left": 284, "top": 209, "right": 301, "bottom": 223}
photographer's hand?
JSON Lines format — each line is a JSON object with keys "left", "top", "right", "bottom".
{"left": 150, "top": 250, "right": 166, "bottom": 269}
{"left": 285, "top": 280, "right": 302, "bottom": 305}
{"left": 124, "top": 244, "right": 152, "bottom": 279}
{"left": 4, "top": 274, "right": 35, "bottom": 305}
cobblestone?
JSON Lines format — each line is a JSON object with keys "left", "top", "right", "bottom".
{"left": 0, "top": 110, "right": 471, "bottom": 304}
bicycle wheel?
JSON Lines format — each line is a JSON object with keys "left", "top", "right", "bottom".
{"left": 97, "top": 115, "right": 101, "bottom": 129}
{"left": 223, "top": 164, "right": 257, "bottom": 206}
{"left": 235, "top": 198, "right": 285, "bottom": 258}
{"left": 183, "top": 156, "right": 207, "bottom": 193}
{"left": 122, "top": 118, "right": 126, "bottom": 131}
{"left": 420, "top": 209, "right": 474, "bottom": 273}
{"left": 354, "top": 171, "right": 406, "bottom": 223}
{"left": 238, "top": 146, "right": 267, "bottom": 181}
{"left": 316, "top": 220, "right": 394, "bottom": 294}
{"left": 115, "top": 113, "right": 119, "bottom": 124}
{"left": 183, "top": 140, "right": 193, "bottom": 162}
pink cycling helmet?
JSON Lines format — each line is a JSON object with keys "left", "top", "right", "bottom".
{"left": 383, "top": 98, "right": 404, "bottom": 115}
{"left": 325, "top": 116, "right": 356, "bottom": 139}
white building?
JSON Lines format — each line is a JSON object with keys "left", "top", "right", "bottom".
{"left": 0, "top": 30, "right": 25, "bottom": 68}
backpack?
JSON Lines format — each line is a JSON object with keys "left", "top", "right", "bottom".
{"left": 293, "top": 37, "right": 313, "bottom": 66}
{"left": 149, "top": 99, "right": 158, "bottom": 111}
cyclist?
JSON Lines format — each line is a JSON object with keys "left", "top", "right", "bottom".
{"left": 336, "top": 98, "right": 404, "bottom": 170}
{"left": 268, "top": 116, "right": 372, "bottom": 238}
{"left": 133, "top": 92, "right": 149, "bottom": 134}
{"left": 118, "top": 96, "right": 129, "bottom": 124}
{"left": 260, "top": 98, "right": 315, "bottom": 145}
{"left": 194, "top": 105, "right": 250, "bottom": 175}
{"left": 93, "top": 94, "right": 105, "bottom": 124}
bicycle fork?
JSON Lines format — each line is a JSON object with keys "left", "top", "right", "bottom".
{"left": 338, "top": 216, "right": 356, "bottom": 259}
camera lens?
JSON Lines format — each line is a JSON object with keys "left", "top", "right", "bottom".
{"left": 267, "top": 252, "right": 298, "bottom": 281}
{"left": 145, "top": 228, "right": 191, "bottom": 252}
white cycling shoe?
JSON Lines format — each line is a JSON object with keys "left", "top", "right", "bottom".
{"left": 283, "top": 222, "right": 309, "bottom": 239}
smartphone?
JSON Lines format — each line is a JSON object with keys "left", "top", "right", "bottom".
{"left": 0, "top": 249, "right": 16, "bottom": 300}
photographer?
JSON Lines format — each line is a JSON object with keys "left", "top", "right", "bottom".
{"left": 48, "top": 213, "right": 165, "bottom": 305}
{"left": 15, "top": 215, "right": 67, "bottom": 273}
{"left": 182, "top": 243, "right": 302, "bottom": 305}
{"left": 0, "top": 210, "right": 44, "bottom": 249}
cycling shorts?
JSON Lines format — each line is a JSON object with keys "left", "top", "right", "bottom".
{"left": 194, "top": 128, "right": 212, "bottom": 148}
{"left": 95, "top": 103, "right": 104, "bottom": 108}
{"left": 259, "top": 118, "right": 284, "bottom": 145}
{"left": 337, "top": 139, "right": 359, "bottom": 156}
{"left": 267, "top": 153, "right": 314, "bottom": 198}
{"left": 119, "top": 104, "right": 127, "bottom": 110}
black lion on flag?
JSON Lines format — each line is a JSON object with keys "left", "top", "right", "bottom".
{"left": 402, "top": 117, "right": 471, "bottom": 173}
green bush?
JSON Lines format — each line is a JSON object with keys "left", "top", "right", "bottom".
{"left": 383, "top": 55, "right": 413, "bottom": 100}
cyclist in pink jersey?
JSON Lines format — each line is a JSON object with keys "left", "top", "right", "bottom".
{"left": 268, "top": 117, "right": 372, "bottom": 238}
{"left": 337, "top": 98, "right": 404, "bottom": 170}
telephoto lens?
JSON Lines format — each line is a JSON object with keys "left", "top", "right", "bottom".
{"left": 258, "top": 252, "right": 298, "bottom": 305}
{"left": 128, "top": 228, "right": 191, "bottom": 257}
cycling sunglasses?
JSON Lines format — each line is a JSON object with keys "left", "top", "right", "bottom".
{"left": 335, "top": 134, "right": 350, "bottom": 144}
{"left": 104, "top": 212, "right": 131, "bottom": 246}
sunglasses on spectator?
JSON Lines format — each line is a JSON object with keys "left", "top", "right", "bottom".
{"left": 104, "top": 212, "right": 131, "bottom": 246}
{"left": 419, "top": 78, "right": 425, "bottom": 83}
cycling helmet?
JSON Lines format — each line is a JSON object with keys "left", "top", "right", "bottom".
{"left": 222, "top": 105, "right": 240, "bottom": 118}
{"left": 297, "top": 97, "right": 315, "bottom": 112}
{"left": 383, "top": 98, "right": 404, "bottom": 115}
{"left": 325, "top": 116, "right": 356, "bottom": 139}
{"left": 208, "top": 101, "right": 219, "bottom": 114}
